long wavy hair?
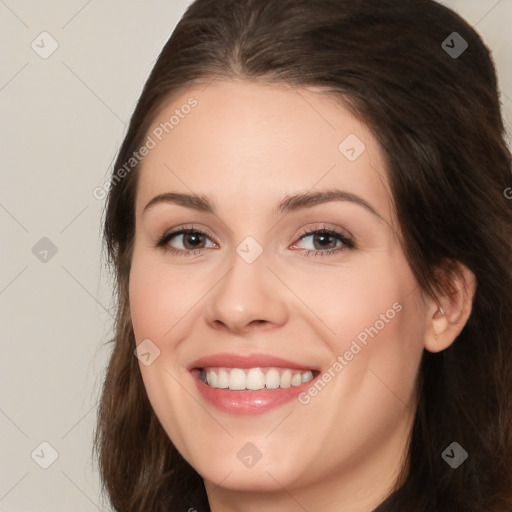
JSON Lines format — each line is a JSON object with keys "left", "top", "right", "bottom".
{"left": 94, "top": 0, "right": 512, "bottom": 510}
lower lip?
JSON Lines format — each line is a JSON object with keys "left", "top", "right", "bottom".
{"left": 191, "top": 370, "right": 318, "bottom": 415}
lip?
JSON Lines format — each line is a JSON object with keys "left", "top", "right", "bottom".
{"left": 188, "top": 352, "right": 317, "bottom": 372}
{"left": 188, "top": 353, "right": 320, "bottom": 416}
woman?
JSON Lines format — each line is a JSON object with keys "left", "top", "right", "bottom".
{"left": 94, "top": 0, "right": 512, "bottom": 510}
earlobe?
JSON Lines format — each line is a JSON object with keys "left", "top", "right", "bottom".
{"left": 424, "top": 264, "right": 477, "bottom": 353}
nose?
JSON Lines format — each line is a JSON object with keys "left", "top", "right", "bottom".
{"left": 203, "top": 249, "right": 289, "bottom": 335}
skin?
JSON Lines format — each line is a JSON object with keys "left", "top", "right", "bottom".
{"left": 128, "top": 79, "right": 476, "bottom": 512}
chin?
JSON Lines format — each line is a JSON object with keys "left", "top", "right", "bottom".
{"left": 201, "top": 461, "right": 302, "bottom": 493}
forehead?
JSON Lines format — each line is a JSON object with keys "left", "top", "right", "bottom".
{"left": 135, "top": 79, "right": 394, "bottom": 225}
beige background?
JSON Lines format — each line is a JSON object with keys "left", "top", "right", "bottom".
{"left": 0, "top": 1, "right": 510, "bottom": 510}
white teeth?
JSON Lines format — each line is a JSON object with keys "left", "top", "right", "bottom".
{"left": 265, "top": 368, "right": 280, "bottom": 389}
{"left": 202, "top": 367, "right": 315, "bottom": 390}
{"left": 246, "top": 368, "right": 266, "bottom": 390}
{"left": 207, "top": 370, "right": 218, "bottom": 388}
{"left": 291, "top": 372, "right": 302, "bottom": 386}
{"left": 280, "top": 370, "right": 292, "bottom": 388}
{"left": 229, "top": 368, "right": 246, "bottom": 390}
{"left": 302, "top": 370, "right": 313, "bottom": 383}
{"left": 217, "top": 369, "right": 229, "bottom": 388}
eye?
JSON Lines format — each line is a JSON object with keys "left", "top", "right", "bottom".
{"left": 155, "top": 224, "right": 355, "bottom": 258}
{"left": 156, "top": 226, "right": 218, "bottom": 256}
{"left": 291, "top": 226, "right": 355, "bottom": 257}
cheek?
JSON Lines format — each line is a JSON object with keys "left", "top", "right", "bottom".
{"left": 290, "top": 253, "right": 426, "bottom": 404}
{"left": 289, "top": 256, "right": 418, "bottom": 349}
{"left": 332, "top": 263, "right": 426, "bottom": 419}
{"left": 128, "top": 254, "right": 203, "bottom": 343}
{"left": 128, "top": 254, "right": 198, "bottom": 450}
{"left": 128, "top": 261, "right": 165, "bottom": 342}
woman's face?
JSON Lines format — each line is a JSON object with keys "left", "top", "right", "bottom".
{"left": 129, "top": 80, "right": 431, "bottom": 505}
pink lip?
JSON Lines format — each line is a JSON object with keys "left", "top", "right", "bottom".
{"left": 188, "top": 352, "right": 316, "bottom": 371}
{"left": 188, "top": 353, "right": 319, "bottom": 416}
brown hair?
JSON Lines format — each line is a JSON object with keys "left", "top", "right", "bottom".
{"left": 94, "top": 0, "right": 512, "bottom": 510}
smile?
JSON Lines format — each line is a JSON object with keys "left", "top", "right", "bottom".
{"left": 187, "top": 353, "right": 321, "bottom": 415}
{"left": 200, "top": 367, "right": 315, "bottom": 390}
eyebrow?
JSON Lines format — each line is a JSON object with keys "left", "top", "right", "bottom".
{"left": 143, "top": 189, "right": 384, "bottom": 221}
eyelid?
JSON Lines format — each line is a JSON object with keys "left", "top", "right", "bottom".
{"left": 156, "top": 223, "right": 355, "bottom": 256}
{"left": 293, "top": 223, "right": 354, "bottom": 242}
{"left": 157, "top": 224, "right": 217, "bottom": 243}
{"left": 290, "top": 225, "right": 355, "bottom": 252}
{"left": 155, "top": 224, "right": 219, "bottom": 252}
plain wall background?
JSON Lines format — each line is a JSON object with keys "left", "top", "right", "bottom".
{"left": 0, "top": 1, "right": 510, "bottom": 510}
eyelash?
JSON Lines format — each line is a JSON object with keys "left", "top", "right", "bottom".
{"left": 155, "top": 224, "right": 355, "bottom": 258}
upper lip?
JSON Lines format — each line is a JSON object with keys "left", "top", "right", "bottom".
{"left": 188, "top": 353, "right": 317, "bottom": 371}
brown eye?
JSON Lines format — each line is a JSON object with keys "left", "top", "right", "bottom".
{"left": 156, "top": 228, "right": 217, "bottom": 255}
{"left": 292, "top": 228, "right": 355, "bottom": 256}
{"left": 180, "top": 231, "right": 207, "bottom": 249}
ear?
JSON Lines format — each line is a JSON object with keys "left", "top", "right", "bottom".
{"left": 423, "top": 262, "right": 477, "bottom": 353}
